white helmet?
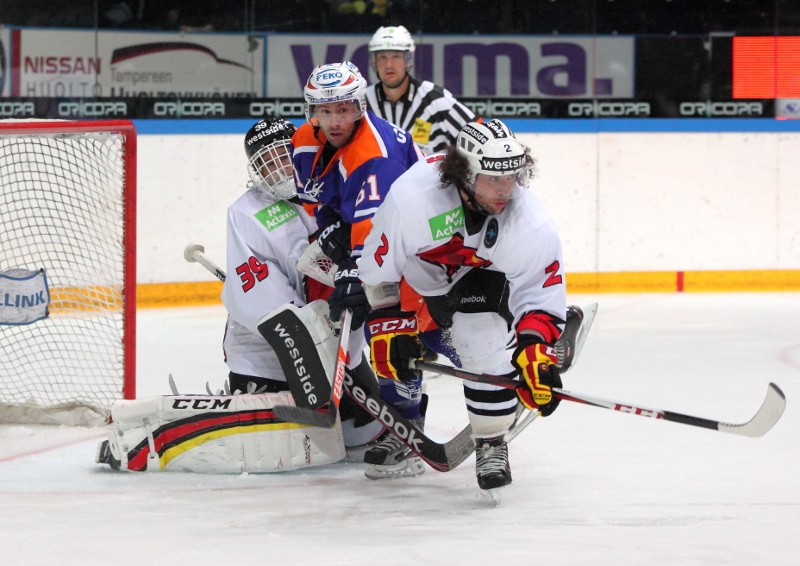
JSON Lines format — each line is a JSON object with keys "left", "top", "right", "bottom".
{"left": 369, "top": 26, "right": 415, "bottom": 69}
{"left": 244, "top": 118, "right": 297, "bottom": 200}
{"left": 303, "top": 61, "right": 368, "bottom": 122}
{"left": 455, "top": 120, "right": 532, "bottom": 190}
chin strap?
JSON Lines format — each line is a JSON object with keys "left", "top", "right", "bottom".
{"left": 458, "top": 186, "right": 493, "bottom": 221}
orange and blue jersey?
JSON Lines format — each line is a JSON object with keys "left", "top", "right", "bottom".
{"left": 291, "top": 110, "right": 423, "bottom": 257}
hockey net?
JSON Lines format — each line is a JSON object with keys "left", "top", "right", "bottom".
{"left": 0, "top": 120, "right": 136, "bottom": 425}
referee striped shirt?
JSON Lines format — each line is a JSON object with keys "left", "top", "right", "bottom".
{"left": 365, "top": 76, "right": 475, "bottom": 154}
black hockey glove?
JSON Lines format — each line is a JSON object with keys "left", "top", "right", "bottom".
{"left": 316, "top": 219, "right": 352, "bottom": 265}
{"left": 328, "top": 260, "right": 370, "bottom": 331}
{"left": 366, "top": 307, "right": 423, "bottom": 382}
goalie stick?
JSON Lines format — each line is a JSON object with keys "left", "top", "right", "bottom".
{"left": 412, "top": 360, "right": 786, "bottom": 438}
{"left": 184, "top": 243, "right": 226, "bottom": 282}
{"left": 183, "top": 240, "right": 335, "bottom": 286}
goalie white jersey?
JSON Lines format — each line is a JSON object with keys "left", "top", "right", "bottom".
{"left": 221, "top": 186, "right": 317, "bottom": 379}
{"left": 358, "top": 155, "right": 566, "bottom": 326}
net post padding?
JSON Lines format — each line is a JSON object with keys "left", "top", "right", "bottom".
{"left": 0, "top": 119, "right": 136, "bottom": 425}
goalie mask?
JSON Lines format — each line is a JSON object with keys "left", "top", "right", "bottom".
{"left": 244, "top": 118, "right": 297, "bottom": 200}
{"left": 369, "top": 25, "right": 415, "bottom": 70}
{"left": 303, "top": 61, "right": 368, "bottom": 126}
{"left": 453, "top": 120, "right": 533, "bottom": 215}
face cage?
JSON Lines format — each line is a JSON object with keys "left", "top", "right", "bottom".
{"left": 304, "top": 98, "right": 367, "bottom": 125}
{"left": 247, "top": 139, "right": 296, "bottom": 200}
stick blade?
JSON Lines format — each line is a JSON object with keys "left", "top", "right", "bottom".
{"left": 440, "top": 424, "right": 477, "bottom": 470}
{"left": 719, "top": 383, "right": 786, "bottom": 438}
{"left": 273, "top": 404, "right": 338, "bottom": 428}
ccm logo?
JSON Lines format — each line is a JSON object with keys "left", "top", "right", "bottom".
{"left": 172, "top": 398, "right": 232, "bottom": 410}
{"left": 368, "top": 318, "right": 417, "bottom": 335}
{"left": 615, "top": 404, "right": 663, "bottom": 419}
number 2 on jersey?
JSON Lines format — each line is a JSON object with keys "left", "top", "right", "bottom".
{"left": 543, "top": 260, "right": 563, "bottom": 288}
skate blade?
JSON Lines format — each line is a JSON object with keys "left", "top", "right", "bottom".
{"left": 480, "top": 488, "right": 503, "bottom": 506}
{"left": 364, "top": 458, "right": 425, "bottom": 480}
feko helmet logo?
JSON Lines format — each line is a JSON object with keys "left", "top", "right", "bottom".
{"left": 316, "top": 71, "right": 344, "bottom": 85}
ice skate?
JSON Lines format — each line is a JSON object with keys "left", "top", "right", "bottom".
{"left": 95, "top": 439, "right": 120, "bottom": 471}
{"left": 475, "top": 435, "right": 511, "bottom": 491}
{"left": 364, "top": 417, "right": 426, "bottom": 479}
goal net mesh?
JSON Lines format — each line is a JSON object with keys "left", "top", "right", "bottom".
{"left": 0, "top": 125, "right": 134, "bottom": 425}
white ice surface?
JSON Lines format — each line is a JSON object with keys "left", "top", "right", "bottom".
{"left": 1, "top": 293, "right": 798, "bottom": 565}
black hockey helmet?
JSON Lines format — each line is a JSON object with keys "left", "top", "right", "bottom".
{"left": 244, "top": 118, "right": 297, "bottom": 200}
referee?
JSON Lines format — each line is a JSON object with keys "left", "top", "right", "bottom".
{"left": 365, "top": 26, "right": 477, "bottom": 154}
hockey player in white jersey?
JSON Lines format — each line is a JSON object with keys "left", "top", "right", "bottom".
{"left": 366, "top": 25, "right": 475, "bottom": 153}
{"left": 224, "top": 117, "right": 382, "bottom": 448}
{"left": 221, "top": 118, "right": 318, "bottom": 393}
{"left": 358, "top": 119, "right": 567, "bottom": 490}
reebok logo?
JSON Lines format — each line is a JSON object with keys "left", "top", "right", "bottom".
{"left": 460, "top": 295, "right": 486, "bottom": 304}
{"left": 342, "top": 372, "right": 423, "bottom": 453}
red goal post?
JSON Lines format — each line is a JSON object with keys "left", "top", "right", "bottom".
{"left": 0, "top": 119, "right": 136, "bottom": 425}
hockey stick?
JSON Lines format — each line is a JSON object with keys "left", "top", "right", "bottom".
{"left": 184, "top": 240, "right": 335, "bottom": 287}
{"left": 273, "top": 304, "right": 598, "bottom": 473}
{"left": 270, "top": 309, "right": 351, "bottom": 428}
{"left": 184, "top": 243, "right": 226, "bottom": 282}
{"left": 411, "top": 360, "right": 786, "bottom": 438}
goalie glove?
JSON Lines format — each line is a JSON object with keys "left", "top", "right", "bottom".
{"left": 366, "top": 307, "right": 423, "bottom": 382}
{"left": 328, "top": 260, "right": 370, "bottom": 330}
{"left": 512, "top": 336, "right": 562, "bottom": 416}
{"left": 316, "top": 218, "right": 351, "bottom": 265}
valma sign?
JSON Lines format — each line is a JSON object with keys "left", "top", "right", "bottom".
{"left": 266, "top": 34, "right": 634, "bottom": 99}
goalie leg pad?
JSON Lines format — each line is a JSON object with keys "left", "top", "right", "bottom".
{"left": 101, "top": 391, "right": 345, "bottom": 473}
{"left": 257, "top": 300, "right": 337, "bottom": 409}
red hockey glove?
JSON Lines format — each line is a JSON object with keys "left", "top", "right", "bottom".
{"left": 367, "top": 307, "right": 423, "bottom": 382}
{"left": 512, "top": 337, "right": 562, "bottom": 416}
